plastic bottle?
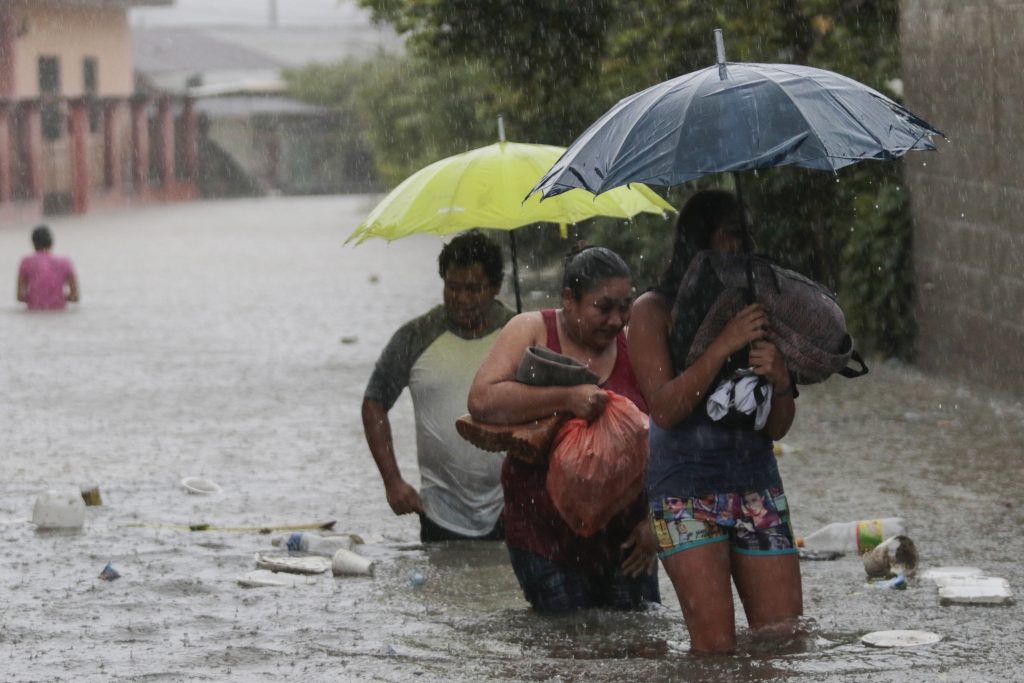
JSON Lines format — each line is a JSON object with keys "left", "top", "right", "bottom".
{"left": 271, "top": 532, "right": 353, "bottom": 556}
{"left": 408, "top": 568, "right": 427, "bottom": 589}
{"left": 795, "top": 517, "right": 906, "bottom": 555}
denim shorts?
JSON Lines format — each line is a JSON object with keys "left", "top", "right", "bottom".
{"left": 649, "top": 486, "right": 797, "bottom": 559}
{"left": 647, "top": 417, "right": 781, "bottom": 498}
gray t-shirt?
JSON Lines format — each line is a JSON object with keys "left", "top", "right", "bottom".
{"left": 365, "top": 301, "right": 514, "bottom": 536}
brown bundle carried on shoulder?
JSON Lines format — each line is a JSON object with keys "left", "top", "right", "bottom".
{"left": 455, "top": 346, "right": 598, "bottom": 464}
{"left": 545, "top": 391, "right": 649, "bottom": 537}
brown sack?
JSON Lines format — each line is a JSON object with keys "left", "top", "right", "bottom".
{"left": 545, "top": 392, "right": 649, "bottom": 537}
{"left": 455, "top": 413, "right": 567, "bottom": 465}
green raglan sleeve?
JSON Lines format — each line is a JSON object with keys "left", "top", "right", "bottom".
{"left": 363, "top": 306, "right": 447, "bottom": 411}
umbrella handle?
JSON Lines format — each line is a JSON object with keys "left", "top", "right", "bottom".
{"left": 509, "top": 231, "right": 522, "bottom": 313}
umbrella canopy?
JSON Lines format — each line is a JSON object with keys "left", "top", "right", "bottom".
{"left": 531, "top": 31, "right": 942, "bottom": 199}
{"left": 346, "top": 140, "right": 674, "bottom": 245}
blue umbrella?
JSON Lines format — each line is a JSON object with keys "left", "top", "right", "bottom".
{"left": 531, "top": 29, "right": 942, "bottom": 200}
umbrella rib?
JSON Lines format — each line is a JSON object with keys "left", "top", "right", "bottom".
{"left": 758, "top": 66, "right": 842, "bottom": 165}
{"left": 768, "top": 63, "right": 889, "bottom": 164}
{"left": 598, "top": 66, "right": 715, "bottom": 193}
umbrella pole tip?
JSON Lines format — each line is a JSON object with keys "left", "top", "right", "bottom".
{"left": 497, "top": 115, "right": 506, "bottom": 143}
{"left": 714, "top": 28, "right": 726, "bottom": 64}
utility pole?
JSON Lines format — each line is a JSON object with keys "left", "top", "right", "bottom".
{"left": 268, "top": 0, "right": 278, "bottom": 28}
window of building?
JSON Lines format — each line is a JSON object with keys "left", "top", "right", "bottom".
{"left": 38, "top": 56, "right": 61, "bottom": 140}
{"left": 83, "top": 57, "right": 100, "bottom": 132}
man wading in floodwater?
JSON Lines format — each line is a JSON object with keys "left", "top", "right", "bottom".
{"left": 361, "top": 230, "right": 515, "bottom": 541}
{"left": 17, "top": 225, "right": 79, "bottom": 311}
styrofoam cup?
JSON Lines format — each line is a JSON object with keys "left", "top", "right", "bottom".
{"left": 331, "top": 548, "right": 374, "bottom": 577}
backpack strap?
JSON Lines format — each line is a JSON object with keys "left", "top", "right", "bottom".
{"left": 838, "top": 349, "right": 869, "bottom": 378}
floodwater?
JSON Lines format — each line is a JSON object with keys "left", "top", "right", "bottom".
{"left": 1, "top": 196, "right": 1022, "bottom": 682}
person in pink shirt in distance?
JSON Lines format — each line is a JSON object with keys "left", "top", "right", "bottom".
{"left": 17, "top": 225, "right": 79, "bottom": 311}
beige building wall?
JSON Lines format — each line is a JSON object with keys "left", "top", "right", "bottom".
{"left": 901, "top": 0, "right": 1024, "bottom": 394}
{"left": 11, "top": 1, "right": 133, "bottom": 98}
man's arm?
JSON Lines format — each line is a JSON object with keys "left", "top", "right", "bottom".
{"left": 16, "top": 271, "right": 27, "bottom": 303}
{"left": 65, "top": 271, "right": 79, "bottom": 303}
{"left": 361, "top": 398, "right": 423, "bottom": 516}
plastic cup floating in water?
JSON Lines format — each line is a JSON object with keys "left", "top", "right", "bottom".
{"left": 331, "top": 548, "right": 374, "bottom": 577}
{"left": 32, "top": 489, "right": 86, "bottom": 529}
{"left": 180, "top": 477, "right": 222, "bottom": 495}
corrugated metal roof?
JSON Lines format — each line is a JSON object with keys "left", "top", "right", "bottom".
{"left": 71, "top": 0, "right": 172, "bottom": 7}
{"left": 134, "top": 28, "right": 281, "bottom": 73}
{"left": 204, "top": 26, "right": 400, "bottom": 67}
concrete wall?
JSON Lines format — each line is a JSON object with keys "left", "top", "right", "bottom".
{"left": 901, "top": 0, "right": 1024, "bottom": 394}
{"left": 12, "top": 0, "right": 133, "bottom": 97}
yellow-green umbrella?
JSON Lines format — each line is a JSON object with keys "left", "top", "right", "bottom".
{"left": 347, "top": 141, "right": 674, "bottom": 244}
{"left": 346, "top": 138, "right": 675, "bottom": 310}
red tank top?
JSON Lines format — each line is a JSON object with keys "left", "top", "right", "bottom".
{"left": 500, "top": 309, "right": 649, "bottom": 571}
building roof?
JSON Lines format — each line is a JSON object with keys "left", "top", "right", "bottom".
{"left": 131, "top": 0, "right": 379, "bottom": 28}
{"left": 132, "top": 25, "right": 401, "bottom": 94}
{"left": 202, "top": 26, "right": 399, "bottom": 67}
{"left": 71, "top": 0, "right": 172, "bottom": 7}
{"left": 134, "top": 28, "right": 281, "bottom": 73}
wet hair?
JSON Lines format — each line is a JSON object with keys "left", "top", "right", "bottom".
{"left": 656, "top": 189, "right": 754, "bottom": 297}
{"left": 438, "top": 230, "right": 504, "bottom": 287}
{"left": 562, "top": 245, "right": 631, "bottom": 300}
{"left": 31, "top": 225, "right": 53, "bottom": 250}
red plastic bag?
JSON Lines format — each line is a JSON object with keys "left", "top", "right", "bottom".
{"left": 545, "top": 391, "right": 649, "bottom": 537}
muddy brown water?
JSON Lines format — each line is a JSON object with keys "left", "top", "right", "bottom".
{"left": 2, "top": 196, "right": 1022, "bottom": 682}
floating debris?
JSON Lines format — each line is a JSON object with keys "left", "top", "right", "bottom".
{"left": 236, "top": 570, "right": 309, "bottom": 588}
{"left": 80, "top": 485, "right": 103, "bottom": 506}
{"left": 862, "top": 535, "right": 918, "bottom": 579}
{"left": 868, "top": 572, "right": 907, "bottom": 590}
{"left": 255, "top": 553, "right": 332, "bottom": 575}
{"left": 861, "top": 630, "right": 941, "bottom": 648}
{"left": 919, "top": 566, "right": 983, "bottom": 584}
{"left": 938, "top": 577, "right": 1013, "bottom": 606}
{"left": 331, "top": 548, "right": 374, "bottom": 577}
{"left": 180, "top": 477, "right": 222, "bottom": 495}
{"left": 99, "top": 562, "right": 121, "bottom": 581}
{"left": 33, "top": 489, "right": 86, "bottom": 529}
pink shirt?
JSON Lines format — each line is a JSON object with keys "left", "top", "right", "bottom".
{"left": 18, "top": 251, "right": 75, "bottom": 310}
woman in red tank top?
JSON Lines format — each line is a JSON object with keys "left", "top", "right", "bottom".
{"left": 468, "top": 246, "right": 659, "bottom": 613}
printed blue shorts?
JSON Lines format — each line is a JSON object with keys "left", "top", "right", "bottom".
{"left": 649, "top": 485, "right": 797, "bottom": 559}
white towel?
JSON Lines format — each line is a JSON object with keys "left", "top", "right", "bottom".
{"left": 706, "top": 375, "right": 774, "bottom": 430}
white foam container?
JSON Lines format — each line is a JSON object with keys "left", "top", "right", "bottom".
{"left": 32, "top": 489, "right": 86, "bottom": 529}
{"left": 932, "top": 575, "right": 1009, "bottom": 589}
{"left": 919, "top": 566, "right": 984, "bottom": 584}
{"left": 939, "top": 579, "right": 1013, "bottom": 606}
{"left": 180, "top": 477, "right": 222, "bottom": 495}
